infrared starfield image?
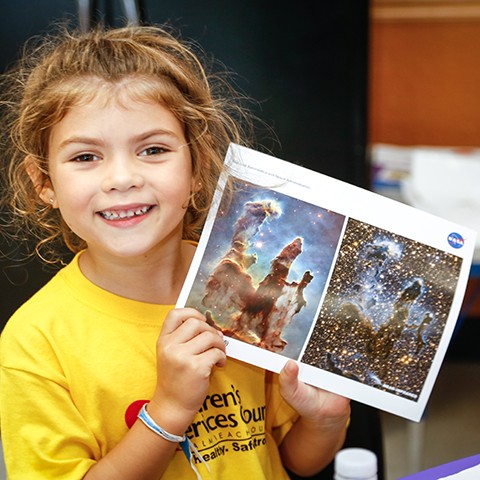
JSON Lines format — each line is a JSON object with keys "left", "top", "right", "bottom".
{"left": 301, "top": 218, "right": 462, "bottom": 401}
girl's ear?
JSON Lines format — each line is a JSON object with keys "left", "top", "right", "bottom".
{"left": 190, "top": 177, "right": 202, "bottom": 193}
{"left": 24, "top": 156, "right": 58, "bottom": 208}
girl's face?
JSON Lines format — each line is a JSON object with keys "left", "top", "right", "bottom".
{"left": 45, "top": 92, "right": 194, "bottom": 263}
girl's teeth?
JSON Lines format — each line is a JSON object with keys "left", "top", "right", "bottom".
{"left": 101, "top": 206, "right": 149, "bottom": 220}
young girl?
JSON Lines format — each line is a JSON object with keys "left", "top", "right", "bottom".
{"left": 0, "top": 25, "right": 350, "bottom": 479}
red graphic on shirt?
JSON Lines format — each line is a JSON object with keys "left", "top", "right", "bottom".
{"left": 125, "top": 399, "right": 149, "bottom": 429}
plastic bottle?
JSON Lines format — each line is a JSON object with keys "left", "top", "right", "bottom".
{"left": 334, "top": 447, "right": 378, "bottom": 480}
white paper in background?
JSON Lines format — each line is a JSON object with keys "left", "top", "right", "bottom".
{"left": 401, "top": 148, "right": 480, "bottom": 254}
{"left": 177, "top": 144, "right": 476, "bottom": 422}
{"left": 438, "top": 464, "right": 480, "bottom": 480}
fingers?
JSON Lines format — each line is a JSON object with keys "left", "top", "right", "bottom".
{"left": 181, "top": 328, "right": 226, "bottom": 360}
{"left": 153, "top": 308, "right": 227, "bottom": 419}
{"left": 164, "top": 314, "right": 224, "bottom": 347}
{"left": 161, "top": 307, "right": 206, "bottom": 335}
{"left": 192, "top": 337, "right": 227, "bottom": 369}
{"left": 158, "top": 307, "right": 226, "bottom": 368}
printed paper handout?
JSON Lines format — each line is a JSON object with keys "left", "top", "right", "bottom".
{"left": 177, "top": 144, "right": 476, "bottom": 421}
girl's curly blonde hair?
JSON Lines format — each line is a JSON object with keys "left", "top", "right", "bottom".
{"left": 0, "top": 24, "right": 254, "bottom": 263}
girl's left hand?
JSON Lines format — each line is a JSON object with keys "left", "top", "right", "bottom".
{"left": 279, "top": 359, "right": 350, "bottom": 424}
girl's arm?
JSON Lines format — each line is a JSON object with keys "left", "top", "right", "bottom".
{"left": 84, "top": 308, "right": 226, "bottom": 480}
{"left": 278, "top": 360, "right": 351, "bottom": 477}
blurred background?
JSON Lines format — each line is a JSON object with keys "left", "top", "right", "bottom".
{"left": 369, "top": 2, "right": 480, "bottom": 478}
{"left": 1, "top": 1, "right": 479, "bottom": 479}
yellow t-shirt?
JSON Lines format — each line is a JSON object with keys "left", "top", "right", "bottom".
{"left": 0, "top": 253, "right": 297, "bottom": 479}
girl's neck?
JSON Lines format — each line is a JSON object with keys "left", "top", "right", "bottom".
{"left": 78, "top": 241, "right": 196, "bottom": 304}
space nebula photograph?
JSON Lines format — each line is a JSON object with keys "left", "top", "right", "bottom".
{"left": 301, "top": 218, "right": 463, "bottom": 401}
{"left": 184, "top": 179, "right": 346, "bottom": 359}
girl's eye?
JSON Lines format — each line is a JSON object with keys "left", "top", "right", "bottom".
{"left": 71, "top": 153, "right": 98, "bottom": 162}
{"left": 139, "top": 146, "right": 167, "bottom": 157}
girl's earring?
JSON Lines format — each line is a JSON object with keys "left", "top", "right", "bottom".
{"left": 49, "top": 197, "right": 55, "bottom": 205}
{"left": 184, "top": 184, "right": 201, "bottom": 210}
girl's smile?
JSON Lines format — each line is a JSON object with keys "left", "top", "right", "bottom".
{"left": 96, "top": 203, "right": 156, "bottom": 228}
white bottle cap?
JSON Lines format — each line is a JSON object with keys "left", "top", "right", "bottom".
{"left": 335, "top": 448, "right": 377, "bottom": 478}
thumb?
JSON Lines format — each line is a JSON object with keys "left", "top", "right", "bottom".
{"left": 279, "top": 360, "right": 300, "bottom": 402}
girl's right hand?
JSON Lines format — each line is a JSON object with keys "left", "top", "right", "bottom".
{"left": 148, "top": 308, "right": 227, "bottom": 436}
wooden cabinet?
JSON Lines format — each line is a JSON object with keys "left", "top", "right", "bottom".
{"left": 369, "top": 0, "right": 480, "bottom": 147}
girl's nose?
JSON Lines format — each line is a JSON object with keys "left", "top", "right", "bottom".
{"left": 101, "top": 157, "right": 145, "bottom": 192}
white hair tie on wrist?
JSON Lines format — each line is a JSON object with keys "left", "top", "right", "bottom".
{"left": 137, "top": 403, "right": 209, "bottom": 479}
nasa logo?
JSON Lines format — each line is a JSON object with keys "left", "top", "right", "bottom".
{"left": 447, "top": 232, "right": 465, "bottom": 249}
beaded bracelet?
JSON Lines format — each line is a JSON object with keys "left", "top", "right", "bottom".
{"left": 137, "top": 403, "right": 209, "bottom": 480}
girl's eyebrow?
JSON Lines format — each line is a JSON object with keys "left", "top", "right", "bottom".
{"left": 57, "top": 129, "right": 181, "bottom": 150}
{"left": 57, "top": 136, "right": 103, "bottom": 150}
{"left": 134, "top": 129, "right": 181, "bottom": 142}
